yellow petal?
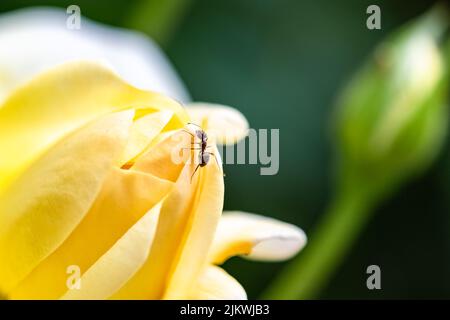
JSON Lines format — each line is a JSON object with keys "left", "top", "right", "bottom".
{"left": 61, "top": 203, "right": 162, "bottom": 300}
{"left": 188, "top": 266, "right": 247, "bottom": 300}
{"left": 112, "top": 137, "right": 224, "bottom": 299}
{"left": 10, "top": 167, "right": 172, "bottom": 299}
{"left": 119, "top": 110, "right": 174, "bottom": 165}
{"left": 0, "top": 8, "right": 191, "bottom": 103}
{"left": 163, "top": 145, "right": 224, "bottom": 299}
{"left": 109, "top": 131, "right": 193, "bottom": 299}
{"left": 0, "top": 61, "right": 188, "bottom": 194}
{"left": 131, "top": 130, "right": 190, "bottom": 182}
{"left": 0, "top": 110, "right": 133, "bottom": 295}
{"left": 209, "top": 211, "right": 307, "bottom": 264}
{"left": 186, "top": 103, "right": 249, "bottom": 145}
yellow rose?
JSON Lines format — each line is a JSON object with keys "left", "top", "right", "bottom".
{"left": 0, "top": 61, "right": 306, "bottom": 300}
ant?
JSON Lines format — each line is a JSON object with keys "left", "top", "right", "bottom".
{"left": 182, "top": 123, "right": 221, "bottom": 182}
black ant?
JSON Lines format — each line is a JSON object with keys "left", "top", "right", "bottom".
{"left": 182, "top": 123, "right": 221, "bottom": 182}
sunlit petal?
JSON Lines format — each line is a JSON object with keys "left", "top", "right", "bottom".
{"left": 9, "top": 167, "right": 172, "bottom": 299}
{"left": 186, "top": 103, "right": 249, "bottom": 145}
{"left": 119, "top": 110, "right": 174, "bottom": 165}
{"left": 0, "top": 111, "right": 133, "bottom": 295}
{"left": 112, "top": 138, "right": 224, "bottom": 299}
{"left": 61, "top": 203, "right": 162, "bottom": 300}
{"left": 0, "top": 61, "right": 188, "bottom": 194}
{"left": 188, "top": 266, "right": 247, "bottom": 300}
{"left": 163, "top": 145, "right": 224, "bottom": 299}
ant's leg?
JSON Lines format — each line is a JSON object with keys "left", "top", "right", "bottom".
{"left": 191, "top": 164, "right": 200, "bottom": 183}
{"left": 206, "top": 152, "right": 222, "bottom": 170}
{"left": 182, "top": 129, "right": 196, "bottom": 139}
{"left": 207, "top": 152, "right": 226, "bottom": 177}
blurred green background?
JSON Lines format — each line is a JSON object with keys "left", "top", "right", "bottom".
{"left": 1, "top": 0, "right": 448, "bottom": 299}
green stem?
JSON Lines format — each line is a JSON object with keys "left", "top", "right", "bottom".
{"left": 261, "top": 184, "right": 374, "bottom": 299}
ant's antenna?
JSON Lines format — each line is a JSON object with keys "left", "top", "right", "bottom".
{"left": 187, "top": 122, "right": 203, "bottom": 129}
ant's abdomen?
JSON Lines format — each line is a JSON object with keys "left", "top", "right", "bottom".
{"left": 199, "top": 152, "right": 210, "bottom": 166}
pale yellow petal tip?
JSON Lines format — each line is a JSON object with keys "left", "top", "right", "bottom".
{"left": 219, "top": 211, "right": 307, "bottom": 262}
{"left": 185, "top": 102, "right": 249, "bottom": 145}
{"left": 249, "top": 228, "right": 307, "bottom": 262}
{"left": 189, "top": 266, "right": 247, "bottom": 300}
